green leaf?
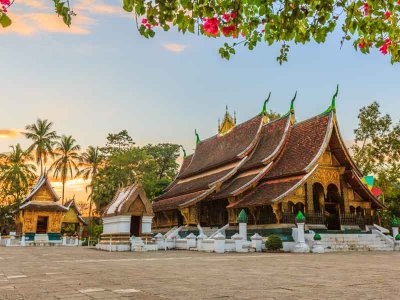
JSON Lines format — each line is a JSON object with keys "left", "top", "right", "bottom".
{"left": 0, "top": 13, "right": 12, "bottom": 28}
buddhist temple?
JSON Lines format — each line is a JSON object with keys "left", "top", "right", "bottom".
{"left": 153, "top": 89, "right": 384, "bottom": 235}
{"left": 18, "top": 173, "right": 85, "bottom": 243}
{"left": 62, "top": 198, "right": 87, "bottom": 235}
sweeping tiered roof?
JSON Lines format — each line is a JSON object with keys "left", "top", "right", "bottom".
{"left": 153, "top": 93, "right": 383, "bottom": 212}
{"left": 20, "top": 173, "right": 68, "bottom": 212}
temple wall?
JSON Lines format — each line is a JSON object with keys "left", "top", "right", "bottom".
{"left": 21, "top": 210, "right": 63, "bottom": 233}
{"left": 63, "top": 208, "right": 80, "bottom": 223}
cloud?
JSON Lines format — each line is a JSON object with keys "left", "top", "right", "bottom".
{"left": 163, "top": 43, "right": 187, "bottom": 53}
{"left": 0, "top": 129, "right": 23, "bottom": 139}
{"left": 1, "top": 12, "right": 94, "bottom": 36}
{"left": 16, "top": 0, "right": 50, "bottom": 9}
{"left": 75, "top": 0, "right": 122, "bottom": 15}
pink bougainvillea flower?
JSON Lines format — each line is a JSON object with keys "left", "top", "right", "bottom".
{"left": 363, "top": 3, "right": 369, "bottom": 16}
{"left": 230, "top": 11, "right": 236, "bottom": 19}
{"left": 358, "top": 40, "right": 366, "bottom": 49}
{"left": 141, "top": 18, "right": 148, "bottom": 24}
{"left": 221, "top": 24, "right": 236, "bottom": 37}
{"left": 0, "top": 0, "right": 10, "bottom": 6}
{"left": 385, "top": 11, "right": 391, "bottom": 19}
{"left": 203, "top": 17, "right": 220, "bottom": 36}
{"left": 222, "top": 13, "right": 231, "bottom": 22}
{"left": 379, "top": 38, "right": 391, "bottom": 55}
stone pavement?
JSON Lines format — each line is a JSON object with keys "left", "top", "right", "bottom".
{"left": 0, "top": 247, "right": 399, "bottom": 299}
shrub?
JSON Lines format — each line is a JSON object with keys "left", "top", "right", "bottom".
{"left": 265, "top": 234, "right": 283, "bottom": 251}
{"left": 395, "top": 234, "right": 400, "bottom": 241}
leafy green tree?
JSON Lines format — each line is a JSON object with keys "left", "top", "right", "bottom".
{"left": 351, "top": 102, "right": 400, "bottom": 224}
{"left": 78, "top": 146, "right": 104, "bottom": 232}
{"left": 3, "top": 1, "right": 400, "bottom": 63}
{"left": 50, "top": 135, "right": 81, "bottom": 204}
{"left": 24, "top": 119, "right": 58, "bottom": 175}
{"left": 0, "top": 144, "right": 37, "bottom": 202}
{"left": 102, "top": 130, "right": 135, "bottom": 155}
{"left": 144, "top": 143, "right": 180, "bottom": 180}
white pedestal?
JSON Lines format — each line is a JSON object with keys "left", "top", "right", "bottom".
{"left": 392, "top": 227, "right": 399, "bottom": 239}
{"left": 251, "top": 233, "right": 263, "bottom": 252}
{"left": 312, "top": 241, "right": 325, "bottom": 253}
{"left": 186, "top": 233, "right": 197, "bottom": 249}
{"left": 141, "top": 216, "right": 154, "bottom": 234}
{"left": 293, "top": 223, "right": 310, "bottom": 253}
{"left": 239, "top": 223, "right": 247, "bottom": 240}
{"left": 214, "top": 233, "right": 225, "bottom": 254}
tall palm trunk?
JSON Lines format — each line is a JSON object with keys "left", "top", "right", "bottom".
{"left": 62, "top": 176, "right": 66, "bottom": 205}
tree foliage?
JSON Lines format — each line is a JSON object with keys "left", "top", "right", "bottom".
{"left": 4, "top": 1, "right": 400, "bottom": 63}
{"left": 351, "top": 101, "right": 400, "bottom": 225}
{"left": 91, "top": 131, "right": 181, "bottom": 213}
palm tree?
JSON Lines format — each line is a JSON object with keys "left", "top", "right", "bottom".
{"left": 50, "top": 135, "right": 81, "bottom": 204}
{"left": 78, "top": 146, "right": 103, "bottom": 229}
{"left": 24, "top": 119, "right": 58, "bottom": 175}
{"left": 0, "top": 144, "right": 37, "bottom": 202}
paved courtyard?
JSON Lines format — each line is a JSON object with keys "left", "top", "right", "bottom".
{"left": 0, "top": 247, "right": 399, "bottom": 299}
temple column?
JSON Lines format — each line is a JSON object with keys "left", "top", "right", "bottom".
{"left": 272, "top": 203, "right": 281, "bottom": 224}
{"left": 306, "top": 183, "right": 314, "bottom": 214}
{"left": 340, "top": 176, "right": 350, "bottom": 214}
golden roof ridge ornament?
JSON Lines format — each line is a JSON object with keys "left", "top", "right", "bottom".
{"left": 218, "top": 105, "right": 236, "bottom": 136}
{"left": 261, "top": 92, "right": 271, "bottom": 124}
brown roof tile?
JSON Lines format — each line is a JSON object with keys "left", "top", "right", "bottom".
{"left": 265, "top": 114, "right": 331, "bottom": 179}
{"left": 241, "top": 116, "right": 289, "bottom": 170}
{"left": 180, "top": 115, "right": 262, "bottom": 178}
{"left": 153, "top": 190, "right": 207, "bottom": 212}
{"left": 231, "top": 178, "right": 301, "bottom": 208}
{"left": 156, "top": 168, "right": 233, "bottom": 200}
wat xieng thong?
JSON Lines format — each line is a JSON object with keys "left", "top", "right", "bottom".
{"left": 152, "top": 88, "right": 384, "bottom": 237}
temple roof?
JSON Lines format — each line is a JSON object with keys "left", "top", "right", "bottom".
{"left": 22, "top": 173, "right": 59, "bottom": 204}
{"left": 103, "top": 184, "right": 154, "bottom": 217}
{"left": 19, "top": 201, "right": 68, "bottom": 212}
{"left": 179, "top": 115, "right": 262, "bottom": 178}
{"left": 153, "top": 97, "right": 384, "bottom": 211}
{"left": 64, "top": 199, "right": 87, "bottom": 224}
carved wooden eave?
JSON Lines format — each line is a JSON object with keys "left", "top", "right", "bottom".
{"left": 237, "top": 116, "right": 264, "bottom": 159}
{"left": 178, "top": 187, "right": 216, "bottom": 209}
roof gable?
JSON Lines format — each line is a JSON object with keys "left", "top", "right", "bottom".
{"left": 23, "top": 174, "right": 59, "bottom": 203}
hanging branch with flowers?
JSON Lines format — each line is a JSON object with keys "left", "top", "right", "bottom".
{"left": 1, "top": 1, "right": 399, "bottom": 64}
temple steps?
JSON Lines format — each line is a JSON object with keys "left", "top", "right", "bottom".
{"left": 314, "top": 233, "right": 393, "bottom": 252}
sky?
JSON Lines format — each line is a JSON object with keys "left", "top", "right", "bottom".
{"left": 1, "top": 0, "right": 399, "bottom": 205}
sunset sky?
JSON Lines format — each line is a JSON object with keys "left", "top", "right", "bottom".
{"left": 1, "top": 0, "right": 399, "bottom": 205}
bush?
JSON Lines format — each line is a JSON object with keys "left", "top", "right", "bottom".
{"left": 265, "top": 234, "right": 283, "bottom": 251}
{"left": 395, "top": 234, "right": 400, "bottom": 241}
{"left": 314, "top": 233, "right": 322, "bottom": 241}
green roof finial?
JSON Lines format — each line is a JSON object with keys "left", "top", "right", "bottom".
{"left": 313, "top": 233, "right": 321, "bottom": 241}
{"left": 330, "top": 84, "right": 339, "bottom": 112}
{"left": 290, "top": 91, "right": 297, "bottom": 113}
{"left": 237, "top": 209, "right": 248, "bottom": 223}
{"left": 261, "top": 92, "right": 271, "bottom": 116}
{"left": 295, "top": 211, "right": 306, "bottom": 223}
{"left": 180, "top": 145, "right": 187, "bottom": 158}
{"left": 195, "top": 129, "right": 201, "bottom": 145}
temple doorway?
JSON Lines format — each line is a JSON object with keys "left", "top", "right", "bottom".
{"left": 130, "top": 216, "right": 141, "bottom": 236}
{"left": 36, "top": 216, "right": 48, "bottom": 234}
{"left": 325, "top": 184, "right": 341, "bottom": 230}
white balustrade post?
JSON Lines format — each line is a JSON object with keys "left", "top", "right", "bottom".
{"left": 196, "top": 233, "right": 207, "bottom": 251}
{"left": 293, "top": 212, "right": 310, "bottom": 253}
{"left": 214, "top": 232, "right": 225, "bottom": 254}
{"left": 21, "top": 233, "right": 26, "bottom": 247}
{"left": 186, "top": 233, "right": 197, "bottom": 250}
{"left": 311, "top": 233, "right": 324, "bottom": 253}
{"left": 231, "top": 233, "right": 244, "bottom": 252}
{"left": 251, "top": 233, "right": 263, "bottom": 252}
{"left": 237, "top": 209, "right": 248, "bottom": 241}
{"left": 62, "top": 235, "right": 67, "bottom": 246}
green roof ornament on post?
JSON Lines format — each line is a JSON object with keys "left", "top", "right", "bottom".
{"left": 295, "top": 211, "right": 306, "bottom": 223}
{"left": 391, "top": 216, "right": 399, "bottom": 227}
{"left": 195, "top": 129, "right": 201, "bottom": 145}
{"left": 322, "top": 84, "right": 339, "bottom": 115}
{"left": 313, "top": 233, "right": 321, "bottom": 241}
{"left": 237, "top": 209, "right": 248, "bottom": 224}
{"left": 260, "top": 92, "right": 271, "bottom": 116}
{"left": 180, "top": 145, "right": 187, "bottom": 158}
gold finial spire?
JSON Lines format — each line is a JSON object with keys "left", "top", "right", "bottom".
{"left": 219, "top": 105, "right": 236, "bottom": 135}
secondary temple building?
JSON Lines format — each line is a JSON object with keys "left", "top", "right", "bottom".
{"left": 18, "top": 174, "right": 86, "bottom": 242}
{"left": 152, "top": 91, "right": 384, "bottom": 234}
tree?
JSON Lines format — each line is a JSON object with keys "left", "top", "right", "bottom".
{"left": 50, "top": 135, "right": 81, "bottom": 204}
{"left": 78, "top": 146, "right": 104, "bottom": 233}
{"left": 144, "top": 143, "right": 180, "bottom": 180}
{"left": 0, "top": 144, "right": 37, "bottom": 202}
{"left": 351, "top": 101, "right": 400, "bottom": 226}
{"left": 24, "top": 119, "right": 58, "bottom": 175}
{"left": 2, "top": 1, "right": 400, "bottom": 63}
{"left": 102, "top": 130, "right": 135, "bottom": 155}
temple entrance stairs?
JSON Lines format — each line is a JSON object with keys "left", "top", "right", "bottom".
{"left": 34, "top": 234, "right": 50, "bottom": 246}
{"left": 316, "top": 233, "right": 393, "bottom": 252}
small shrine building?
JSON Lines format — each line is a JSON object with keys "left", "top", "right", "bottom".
{"left": 18, "top": 174, "right": 86, "bottom": 242}
{"left": 152, "top": 91, "right": 384, "bottom": 234}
